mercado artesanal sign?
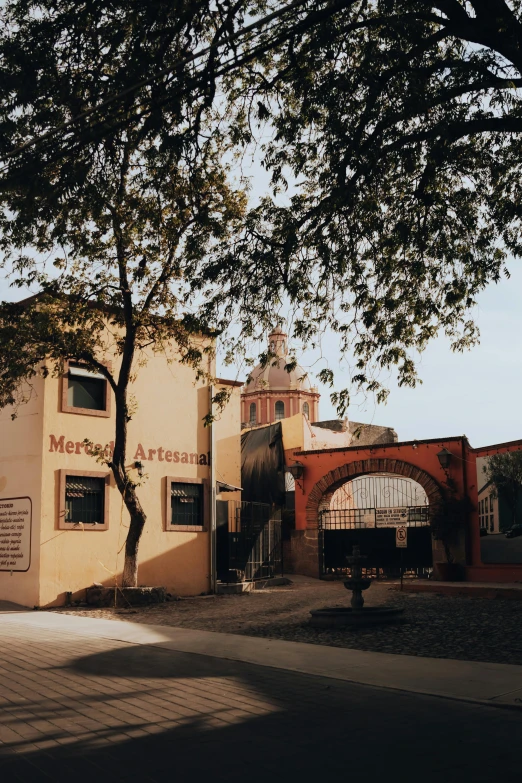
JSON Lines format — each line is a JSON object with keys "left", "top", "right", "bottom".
{"left": 49, "top": 434, "right": 210, "bottom": 465}
{"left": 0, "top": 497, "right": 32, "bottom": 572}
{"left": 376, "top": 507, "right": 409, "bottom": 527}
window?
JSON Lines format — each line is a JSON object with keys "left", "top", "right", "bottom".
{"left": 166, "top": 478, "right": 206, "bottom": 531}
{"left": 59, "top": 470, "right": 109, "bottom": 530}
{"left": 249, "top": 402, "right": 257, "bottom": 425}
{"left": 275, "top": 400, "right": 285, "bottom": 421}
{"left": 303, "top": 402, "right": 310, "bottom": 418}
{"left": 62, "top": 362, "right": 110, "bottom": 417}
{"left": 490, "top": 496, "right": 494, "bottom": 512}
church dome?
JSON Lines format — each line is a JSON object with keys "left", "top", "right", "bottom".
{"left": 244, "top": 327, "right": 312, "bottom": 392}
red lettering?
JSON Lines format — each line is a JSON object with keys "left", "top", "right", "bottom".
{"left": 75, "top": 442, "right": 82, "bottom": 454}
{"left": 165, "top": 450, "right": 172, "bottom": 463}
{"left": 157, "top": 447, "right": 164, "bottom": 462}
{"left": 134, "top": 443, "right": 146, "bottom": 460}
{"left": 189, "top": 453, "right": 198, "bottom": 465}
{"left": 49, "top": 434, "right": 64, "bottom": 453}
{"left": 65, "top": 441, "right": 75, "bottom": 454}
{"left": 180, "top": 452, "right": 189, "bottom": 464}
{"left": 148, "top": 449, "right": 156, "bottom": 461}
{"left": 173, "top": 451, "right": 180, "bottom": 463}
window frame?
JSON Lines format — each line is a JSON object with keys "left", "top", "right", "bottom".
{"left": 164, "top": 476, "right": 208, "bottom": 532}
{"left": 58, "top": 468, "right": 111, "bottom": 530}
{"left": 249, "top": 402, "right": 257, "bottom": 425}
{"left": 61, "top": 360, "right": 111, "bottom": 418}
{"left": 274, "top": 400, "right": 285, "bottom": 421}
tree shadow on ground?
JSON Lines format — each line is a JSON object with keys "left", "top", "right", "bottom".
{"left": 2, "top": 643, "right": 522, "bottom": 783}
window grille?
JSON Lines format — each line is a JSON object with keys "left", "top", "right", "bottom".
{"left": 275, "top": 401, "right": 285, "bottom": 420}
{"left": 171, "top": 482, "right": 203, "bottom": 526}
{"left": 303, "top": 402, "right": 310, "bottom": 418}
{"left": 249, "top": 402, "right": 257, "bottom": 425}
{"left": 65, "top": 476, "right": 105, "bottom": 524}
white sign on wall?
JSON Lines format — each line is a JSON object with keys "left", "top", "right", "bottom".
{"left": 376, "top": 507, "right": 409, "bottom": 527}
{"left": 396, "top": 526, "right": 408, "bottom": 548}
{"left": 0, "top": 497, "right": 32, "bottom": 572}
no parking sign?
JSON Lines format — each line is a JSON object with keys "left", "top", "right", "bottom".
{"left": 396, "top": 526, "right": 408, "bottom": 548}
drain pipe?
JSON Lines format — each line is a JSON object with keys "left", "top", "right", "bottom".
{"left": 209, "top": 383, "right": 217, "bottom": 593}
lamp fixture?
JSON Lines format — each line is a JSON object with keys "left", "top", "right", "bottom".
{"left": 286, "top": 461, "right": 304, "bottom": 480}
{"left": 286, "top": 461, "right": 305, "bottom": 494}
{"left": 436, "top": 448, "right": 453, "bottom": 470}
{"left": 134, "top": 460, "right": 144, "bottom": 478}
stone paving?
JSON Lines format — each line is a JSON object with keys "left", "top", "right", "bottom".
{"left": 57, "top": 576, "right": 522, "bottom": 665}
{"left": 2, "top": 611, "right": 522, "bottom": 783}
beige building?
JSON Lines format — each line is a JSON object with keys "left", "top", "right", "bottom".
{"left": 0, "top": 345, "right": 241, "bottom": 608}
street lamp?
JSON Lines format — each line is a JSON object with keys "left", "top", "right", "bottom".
{"left": 436, "top": 448, "right": 453, "bottom": 470}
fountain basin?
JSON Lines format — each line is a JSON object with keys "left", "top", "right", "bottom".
{"left": 309, "top": 606, "right": 404, "bottom": 628}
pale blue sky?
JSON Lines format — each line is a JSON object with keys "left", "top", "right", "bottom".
{"left": 304, "top": 262, "right": 522, "bottom": 448}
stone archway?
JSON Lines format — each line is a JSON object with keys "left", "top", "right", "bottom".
{"left": 305, "top": 457, "right": 444, "bottom": 529}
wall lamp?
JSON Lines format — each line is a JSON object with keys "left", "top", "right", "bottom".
{"left": 436, "top": 448, "right": 453, "bottom": 470}
{"left": 286, "top": 461, "right": 305, "bottom": 493}
{"left": 134, "top": 460, "right": 144, "bottom": 478}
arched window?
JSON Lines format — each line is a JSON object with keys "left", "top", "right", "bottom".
{"left": 303, "top": 402, "right": 310, "bottom": 418}
{"left": 249, "top": 402, "right": 257, "bottom": 425}
{"left": 275, "top": 401, "right": 285, "bottom": 421}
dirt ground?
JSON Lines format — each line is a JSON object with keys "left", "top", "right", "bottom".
{"left": 52, "top": 574, "right": 522, "bottom": 665}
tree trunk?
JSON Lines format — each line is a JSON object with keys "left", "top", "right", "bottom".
{"left": 120, "top": 485, "right": 147, "bottom": 587}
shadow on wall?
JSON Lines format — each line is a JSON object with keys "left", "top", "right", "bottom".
{"left": 41, "top": 533, "right": 210, "bottom": 608}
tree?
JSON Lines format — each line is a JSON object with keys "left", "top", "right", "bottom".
{"left": 483, "top": 451, "right": 522, "bottom": 529}
{"left": 0, "top": 1, "right": 248, "bottom": 586}
{"left": 198, "top": 1, "right": 522, "bottom": 411}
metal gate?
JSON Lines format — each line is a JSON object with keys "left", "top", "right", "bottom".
{"left": 216, "top": 500, "right": 282, "bottom": 583}
{"left": 320, "top": 475, "right": 432, "bottom": 577}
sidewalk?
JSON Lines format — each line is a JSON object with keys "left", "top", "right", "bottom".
{"left": 2, "top": 602, "right": 522, "bottom": 710}
{"left": 3, "top": 605, "right": 522, "bottom": 783}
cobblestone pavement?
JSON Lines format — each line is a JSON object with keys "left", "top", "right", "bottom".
{"left": 56, "top": 576, "right": 522, "bottom": 666}
{"left": 2, "top": 614, "right": 522, "bottom": 783}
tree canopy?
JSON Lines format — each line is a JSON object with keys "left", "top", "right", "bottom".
{"left": 483, "top": 451, "right": 522, "bottom": 527}
{"left": 198, "top": 0, "right": 522, "bottom": 408}
{"left": 0, "top": 0, "right": 251, "bottom": 585}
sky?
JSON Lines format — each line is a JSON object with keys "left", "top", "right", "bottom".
{"left": 286, "top": 262, "right": 522, "bottom": 449}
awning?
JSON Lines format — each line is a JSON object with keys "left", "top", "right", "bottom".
{"left": 69, "top": 365, "right": 106, "bottom": 380}
{"left": 216, "top": 481, "right": 242, "bottom": 493}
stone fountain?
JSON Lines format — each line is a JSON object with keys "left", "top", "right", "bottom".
{"left": 309, "top": 545, "right": 404, "bottom": 627}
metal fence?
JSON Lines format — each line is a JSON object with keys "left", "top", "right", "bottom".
{"left": 216, "top": 500, "right": 282, "bottom": 583}
{"left": 318, "top": 504, "right": 432, "bottom": 578}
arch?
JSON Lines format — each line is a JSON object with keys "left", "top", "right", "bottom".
{"left": 305, "top": 458, "right": 444, "bottom": 529}
{"left": 249, "top": 402, "right": 257, "bottom": 425}
{"left": 303, "top": 402, "right": 310, "bottom": 418}
{"left": 275, "top": 400, "right": 285, "bottom": 420}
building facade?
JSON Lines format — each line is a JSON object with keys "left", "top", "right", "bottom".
{"left": 0, "top": 345, "right": 241, "bottom": 608}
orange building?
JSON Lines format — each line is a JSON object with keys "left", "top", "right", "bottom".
{"left": 281, "top": 434, "right": 522, "bottom": 583}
